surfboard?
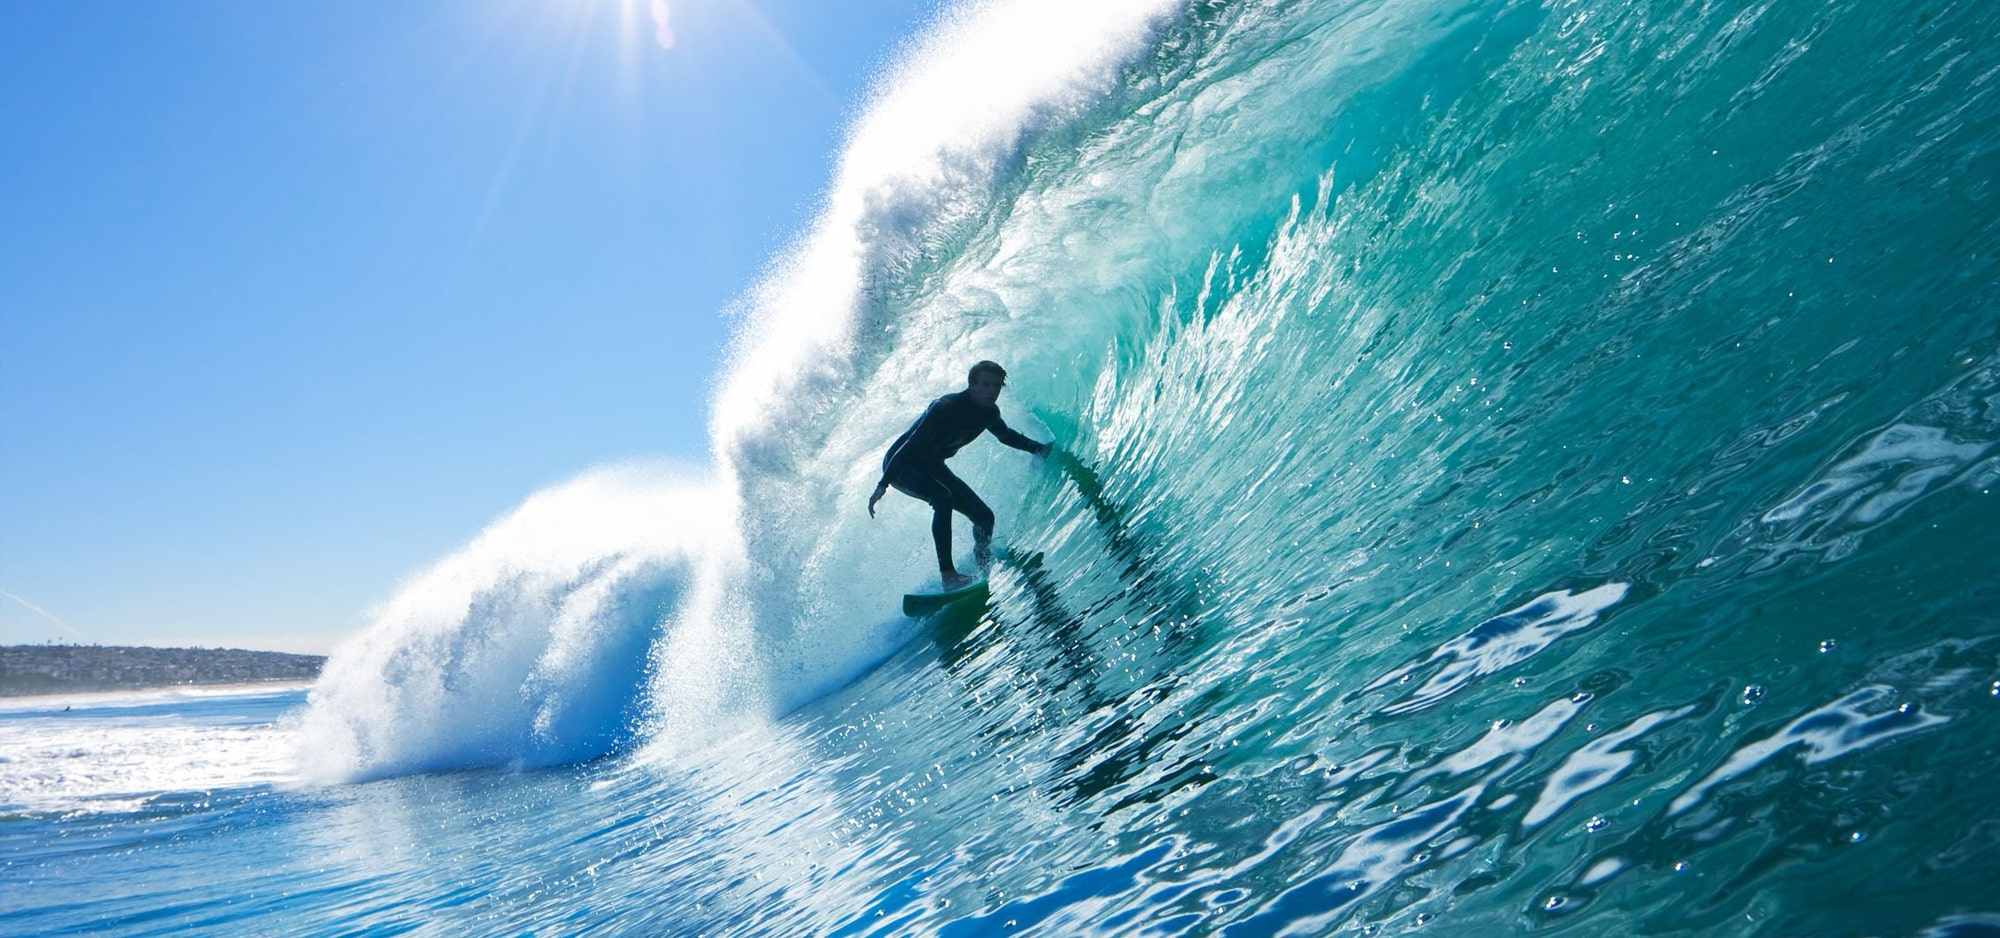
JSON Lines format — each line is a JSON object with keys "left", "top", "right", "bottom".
{"left": 902, "top": 577, "right": 990, "bottom": 616}
{"left": 900, "top": 548, "right": 1045, "bottom": 616}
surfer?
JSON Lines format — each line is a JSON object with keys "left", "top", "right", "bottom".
{"left": 868, "top": 360, "right": 1052, "bottom": 589}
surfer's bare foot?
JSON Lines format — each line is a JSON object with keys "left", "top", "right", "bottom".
{"left": 942, "top": 571, "right": 975, "bottom": 590}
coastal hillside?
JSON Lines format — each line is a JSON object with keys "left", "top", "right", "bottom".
{"left": 0, "top": 645, "right": 324, "bottom": 696}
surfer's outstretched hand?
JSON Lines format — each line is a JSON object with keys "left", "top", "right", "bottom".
{"left": 867, "top": 480, "right": 888, "bottom": 518}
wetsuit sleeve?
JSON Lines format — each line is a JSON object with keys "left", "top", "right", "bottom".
{"left": 986, "top": 412, "right": 1042, "bottom": 453}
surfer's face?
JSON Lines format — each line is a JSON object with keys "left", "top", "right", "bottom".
{"left": 968, "top": 372, "right": 1004, "bottom": 405}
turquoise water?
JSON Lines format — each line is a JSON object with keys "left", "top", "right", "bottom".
{"left": 8, "top": 0, "right": 2000, "bottom": 933}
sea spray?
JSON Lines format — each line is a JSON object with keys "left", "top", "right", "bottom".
{"left": 296, "top": 463, "right": 723, "bottom": 782}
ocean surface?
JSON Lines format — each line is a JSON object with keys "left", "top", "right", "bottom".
{"left": 7, "top": 0, "right": 2000, "bottom": 933}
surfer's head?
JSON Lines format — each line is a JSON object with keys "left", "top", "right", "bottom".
{"left": 967, "top": 360, "right": 1007, "bottom": 405}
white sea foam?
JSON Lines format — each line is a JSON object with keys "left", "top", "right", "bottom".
{"left": 0, "top": 682, "right": 313, "bottom": 715}
{"left": 0, "top": 688, "right": 303, "bottom": 815}
{"left": 295, "top": 462, "right": 727, "bottom": 783}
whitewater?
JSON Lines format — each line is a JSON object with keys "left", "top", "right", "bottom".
{"left": 7, "top": 0, "right": 1999, "bottom": 933}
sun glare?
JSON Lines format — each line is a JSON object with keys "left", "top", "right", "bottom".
{"left": 650, "top": 0, "right": 675, "bottom": 50}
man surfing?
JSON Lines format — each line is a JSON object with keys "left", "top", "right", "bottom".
{"left": 868, "top": 360, "right": 1052, "bottom": 589}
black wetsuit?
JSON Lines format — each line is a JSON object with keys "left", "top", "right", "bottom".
{"left": 881, "top": 390, "right": 1042, "bottom": 573}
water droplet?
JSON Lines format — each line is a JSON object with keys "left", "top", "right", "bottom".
{"left": 1742, "top": 685, "right": 1765, "bottom": 705}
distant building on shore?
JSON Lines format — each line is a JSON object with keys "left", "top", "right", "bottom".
{"left": 0, "top": 644, "right": 325, "bottom": 696}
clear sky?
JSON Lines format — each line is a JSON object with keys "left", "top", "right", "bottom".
{"left": 1, "top": 0, "right": 940, "bottom": 653}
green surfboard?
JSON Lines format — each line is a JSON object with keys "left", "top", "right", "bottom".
{"left": 902, "top": 577, "right": 990, "bottom": 616}
{"left": 899, "top": 548, "right": 1043, "bottom": 616}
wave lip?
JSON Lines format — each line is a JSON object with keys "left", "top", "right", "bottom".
{"left": 709, "top": 0, "right": 1179, "bottom": 465}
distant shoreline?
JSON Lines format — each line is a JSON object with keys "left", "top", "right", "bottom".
{"left": 0, "top": 644, "right": 326, "bottom": 698}
{"left": 0, "top": 680, "right": 319, "bottom": 712}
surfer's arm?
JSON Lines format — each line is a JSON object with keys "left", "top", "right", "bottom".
{"left": 868, "top": 477, "right": 889, "bottom": 517}
{"left": 988, "top": 416, "right": 1051, "bottom": 456}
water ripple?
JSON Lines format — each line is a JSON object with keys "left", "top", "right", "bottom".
{"left": 1364, "top": 584, "right": 1629, "bottom": 715}
{"left": 1524, "top": 704, "right": 1695, "bottom": 829}
{"left": 1668, "top": 685, "right": 1949, "bottom": 817}
{"left": 1228, "top": 786, "right": 1483, "bottom": 936}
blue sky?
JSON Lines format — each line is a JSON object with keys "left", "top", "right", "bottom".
{"left": 1, "top": 0, "right": 939, "bottom": 652}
